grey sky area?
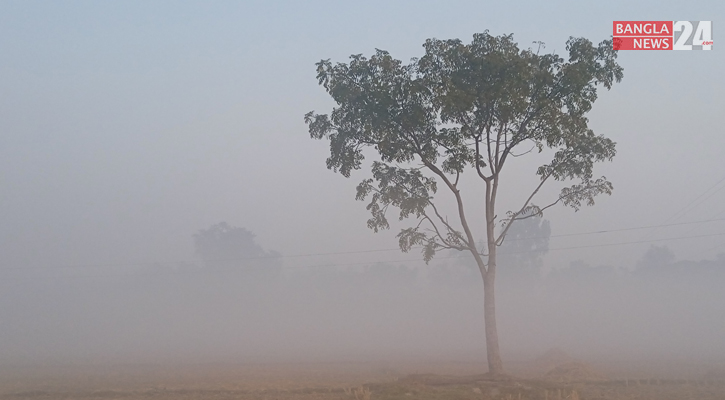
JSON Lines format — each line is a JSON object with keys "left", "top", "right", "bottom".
{"left": 1, "top": 1, "right": 724, "bottom": 366}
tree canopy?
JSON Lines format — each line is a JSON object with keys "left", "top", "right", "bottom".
{"left": 306, "top": 32, "right": 621, "bottom": 262}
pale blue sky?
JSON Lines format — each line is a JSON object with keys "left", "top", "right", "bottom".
{"left": 1, "top": 0, "right": 724, "bottom": 272}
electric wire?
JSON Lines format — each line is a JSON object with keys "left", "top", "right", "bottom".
{"left": 3, "top": 217, "right": 724, "bottom": 273}
{"left": 3, "top": 231, "right": 724, "bottom": 283}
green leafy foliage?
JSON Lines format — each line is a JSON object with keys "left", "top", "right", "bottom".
{"left": 306, "top": 31, "right": 622, "bottom": 264}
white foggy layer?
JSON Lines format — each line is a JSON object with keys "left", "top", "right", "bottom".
{"left": 1, "top": 0, "right": 724, "bottom": 367}
{"left": 2, "top": 251, "right": 724, "bottom": 365}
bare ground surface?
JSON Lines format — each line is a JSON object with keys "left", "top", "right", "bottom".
{"left": 1, "top": 357, "right": 724, "bottom": 400}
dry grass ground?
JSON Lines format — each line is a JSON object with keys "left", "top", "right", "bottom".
{"left": 1, "top": 357, "right": 723, "bottom": 400}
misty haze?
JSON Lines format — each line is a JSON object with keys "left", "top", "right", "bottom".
{"left": 1, "top": 2, "right": 724, "bottom": 400}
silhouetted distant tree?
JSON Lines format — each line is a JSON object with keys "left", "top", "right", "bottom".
{"left": 636, "top": 245, "right": 675, "bottom": 270}
{"left": 498, "top": 215, "right": 550, "bottom": 275}
{"left": 635, "top": 246, "right": 725, "bottom": 282}
{"left": 193, "top": 222, "right": 281, "bottom": 275}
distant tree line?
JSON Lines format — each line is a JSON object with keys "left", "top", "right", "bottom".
{"left": 185, "top": 221, "right": 725, "bottom": 288}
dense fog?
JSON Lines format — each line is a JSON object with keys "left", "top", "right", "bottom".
{"left": 2, "top": 219, "right": 724, "bottom": 365}
{"left": 1, "top": 1, "right": 724, "bottom": 371}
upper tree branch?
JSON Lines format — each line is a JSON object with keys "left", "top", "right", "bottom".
{"left": 475, "top": 135, "right": 490, "bottom": 182}
{"left": 427, "top": 200, "right": 469, "bottom": 248}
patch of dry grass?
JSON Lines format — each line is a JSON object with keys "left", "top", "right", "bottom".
{"left": 1, "top": 359, "right": 725, "bottom": 400}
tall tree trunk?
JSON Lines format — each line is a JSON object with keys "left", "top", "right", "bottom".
{"left": 483, "top": 268, "right": 504, "bottom": 374}
{"left": 481, "top": 177, "right": 504, "bottom": 375}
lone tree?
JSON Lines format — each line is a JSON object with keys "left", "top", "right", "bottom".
{"left": 305, "top": 32, "right": 622, "bottom": 375}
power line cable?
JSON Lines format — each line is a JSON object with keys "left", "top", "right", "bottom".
{"left": 652, "top": 175, "right": 725, "bottom": 230}
{"left": 519, "top": 217, "right": 725, "bottom": 241}
{"left": 680, "top": 185, "right": 725, "bottom": 236}
{"left": 2, "top": 217, "right": 725, "bottom": 272}
{"left": 635, "top": 174, "right": 725, "bottom": 242}
{"left": 3, "top": 231, "right": 724, "bottom": 283}
{"left": 667, "top": 175, "right": 725, "bottom": 223}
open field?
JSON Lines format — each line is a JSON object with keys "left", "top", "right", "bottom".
{"left": 2, "top": 356, "right": 724, "bottom": 400}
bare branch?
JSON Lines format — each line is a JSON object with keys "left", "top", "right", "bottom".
{"left": 417, "top": 155, "right": 487, "bottom": 270}
{"left": 509, "top": 141, "right": 537, "bottom": 157}
{"left": 427, "top": 200, "right": 469, "bottom": 248}
{"left": 498, "top": 112, "right": 536, "bottom": 170}
{"left": 421, "top": 213, "right": 468, "bottom": 251}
